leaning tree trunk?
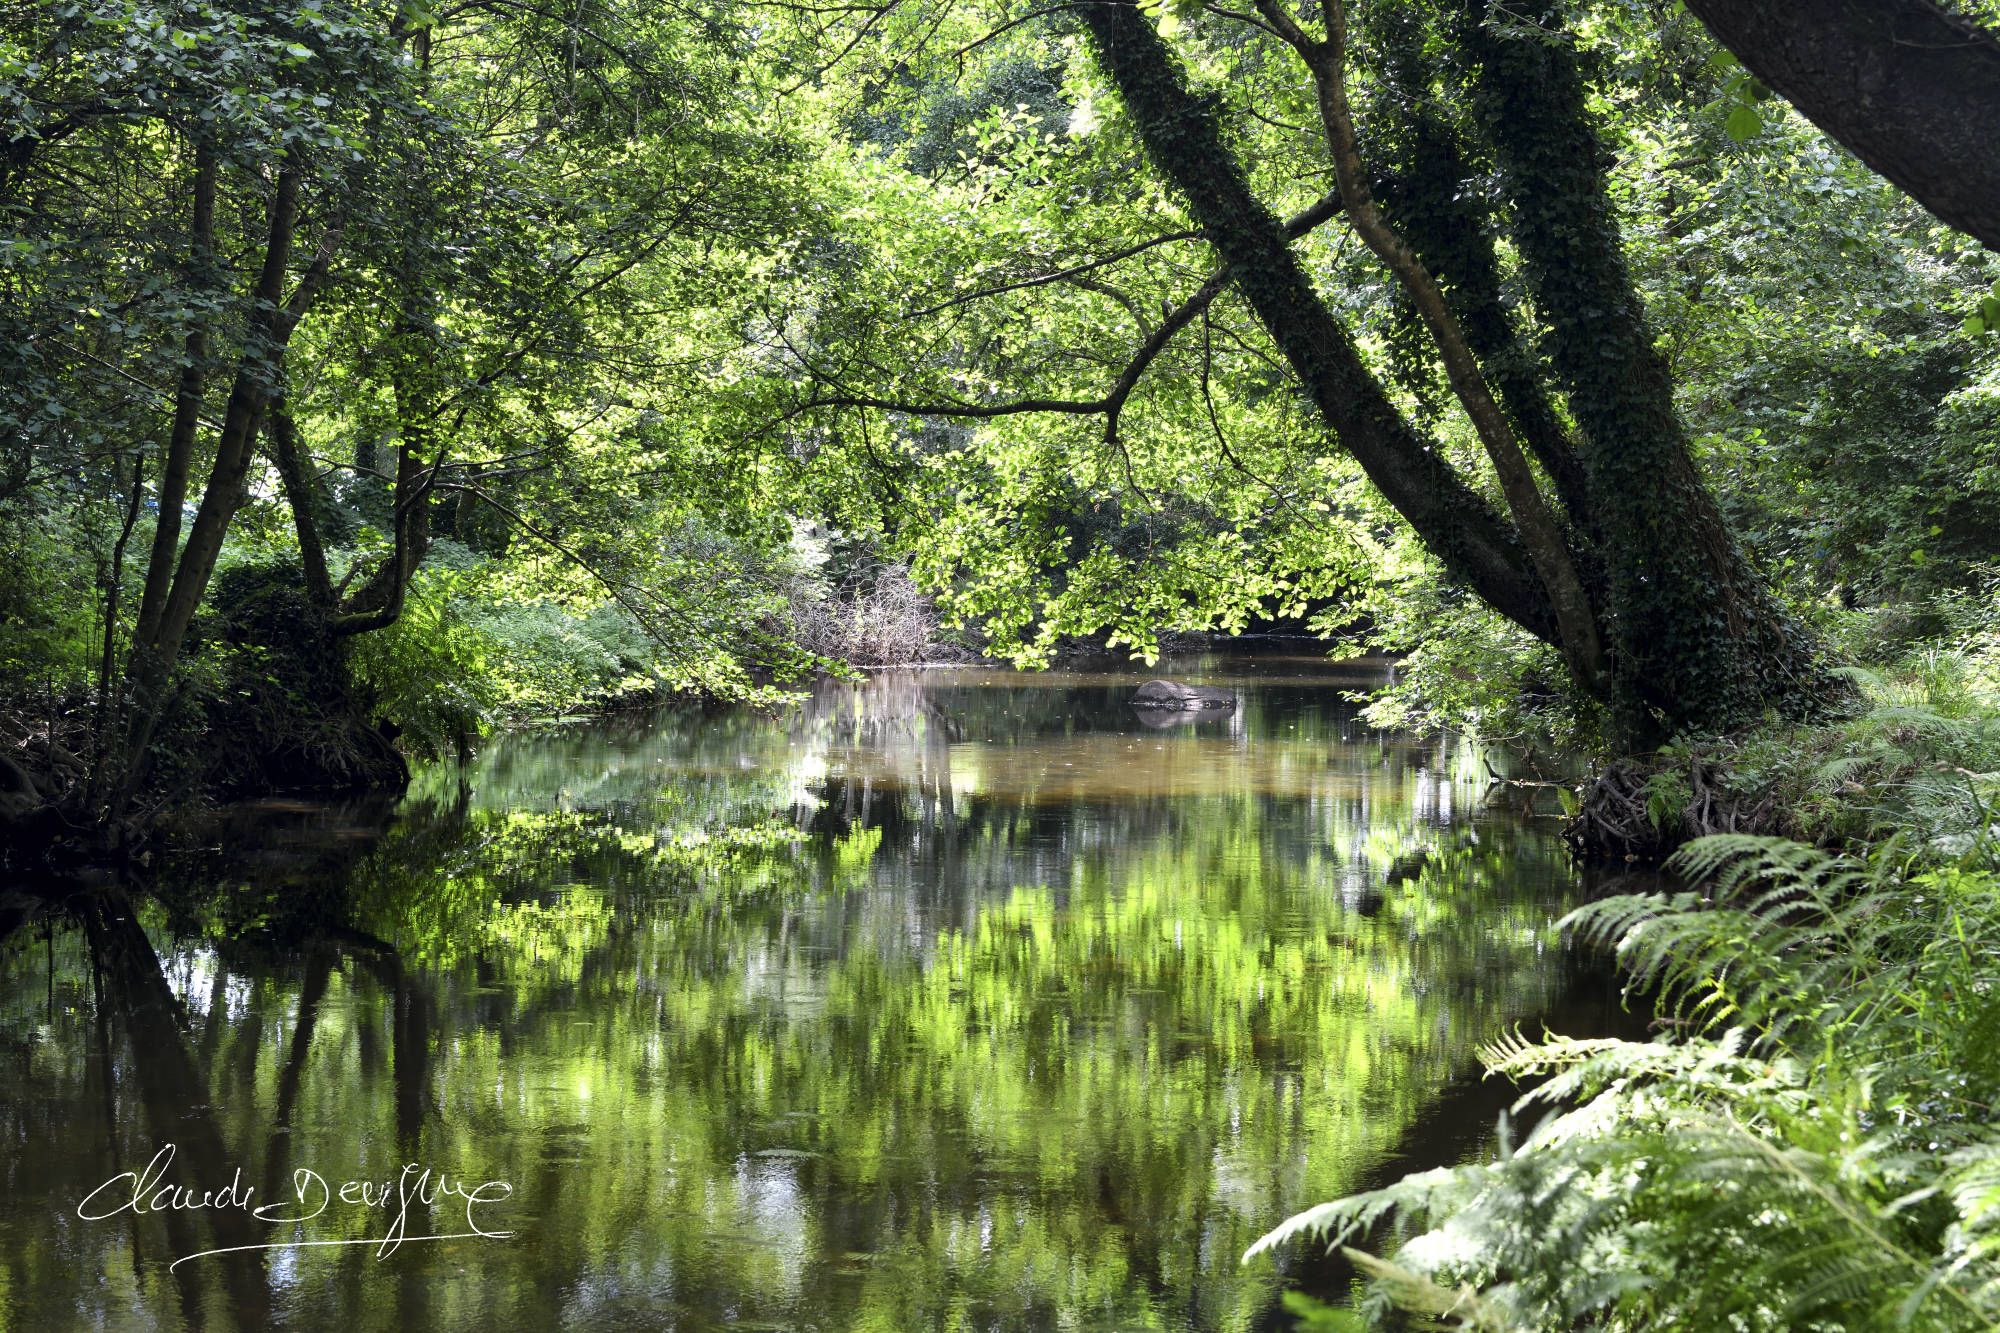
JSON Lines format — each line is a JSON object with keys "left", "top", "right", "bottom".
{"left": 331, "top": 327, "right": 441, "bottom": 638}
{"left": 1077, "top": 0, "right": 1564, "bottom": 650}
{"left": 1078, "top": 0, "right": 1837, "bottom": 748}
{"left": 1452, "top": 0, "right": 1838, "bottom": 743}
{"left": 1683, "top": 0, "right": 2000, "bottom": 254}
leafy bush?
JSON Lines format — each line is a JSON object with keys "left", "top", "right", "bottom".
{"left": 0, "top": 498, "right": 111, "bottom": 694}
{"left": 1332, "top": 569, "right": 1606, "bottom": 755}
{"left": 341, "top": 566, "right": 503, "bottom": 759}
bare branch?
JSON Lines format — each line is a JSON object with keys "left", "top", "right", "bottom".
{"left": 903, "top": 230, "right": 1202, "bottom": 319}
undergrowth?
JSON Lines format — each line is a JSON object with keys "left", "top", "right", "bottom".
{"left": 1252, "top": 828, "right": 2000, "bottom": 1330}
{"left": 1636, "top": 647, "right": 2000, "bottom": 858}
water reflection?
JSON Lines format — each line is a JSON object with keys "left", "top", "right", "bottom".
{"left": 0, "top": 652, "right": 1613, "bottom": 1332}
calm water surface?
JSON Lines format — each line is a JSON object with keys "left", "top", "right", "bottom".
{"left": 0, "top": 652, "right": 1626, "bottom": 1332}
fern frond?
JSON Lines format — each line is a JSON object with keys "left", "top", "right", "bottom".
{"left": 1341, "top": 1248, "right": 1524, "bottom": 1332}
{"left": 1264, "top": 831, "right": 2000, "bottom": 1330}
{"left": 1243, "top": 1165, "right": 1465, "bottom": 1262}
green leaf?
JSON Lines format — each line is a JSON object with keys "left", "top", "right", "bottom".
{"left": 1279, "top": 1292, "right": 1365, "bottom": 1332}
{"left": 1724, "top": 104, "right": 1763, "bottom": 142}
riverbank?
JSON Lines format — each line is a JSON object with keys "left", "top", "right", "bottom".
{"left": 1564, "top": 648, "right": 2000, "bottom": 862}
{"left": 1261, "top": 648, "right": 2000, "bottom": 1329}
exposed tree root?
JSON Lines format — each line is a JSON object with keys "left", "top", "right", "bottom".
{"left": 1564, "top": 756, "right": 1778, "bottom": 861}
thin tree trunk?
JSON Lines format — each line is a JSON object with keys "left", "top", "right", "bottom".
{"left": 131, "top": 138, "right": 216, "bottom": 655}
{"left": 88, "top": 451, "right": 146, "bottom": 805}
{"left": 114, "top": 170, "right": 347, "bottom": 812}
{"left": 1252, "top": 0, "right": 1608, "bottom": 698}
{"left": 268, "top": 395, "right": 336, "bottom": 611}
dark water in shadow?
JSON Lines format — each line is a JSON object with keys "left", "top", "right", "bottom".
{"left": 0, "top": 651, "right": 1642, "bottom": 1331}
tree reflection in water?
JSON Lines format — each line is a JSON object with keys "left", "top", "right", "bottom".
{"left": 0, "top": 653, "right": 1635, "bottom": 1332}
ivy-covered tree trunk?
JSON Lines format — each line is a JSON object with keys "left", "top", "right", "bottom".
{"left": 1078, "top": 0, "right": 1837, "bottom": 747}
{"left": 1451, "top": 0, "right": 1830, "bottom": 740}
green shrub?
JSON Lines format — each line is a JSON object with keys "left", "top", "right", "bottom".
{"left": 342, "top": 566, "right": 504, "bottom": 759}
{"left": 0, "top": 498, "right": 112, "bottom": 694}
{"left": 1336, "top": 574, "right": 1606, "bottom": 755}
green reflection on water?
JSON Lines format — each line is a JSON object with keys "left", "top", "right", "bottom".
{"left": 0, "top": 655, "right": 1593, "bottom": 1333}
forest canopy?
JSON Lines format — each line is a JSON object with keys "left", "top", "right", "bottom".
{"left": 3, "top": 0, "right": 1999, "bottom": 829}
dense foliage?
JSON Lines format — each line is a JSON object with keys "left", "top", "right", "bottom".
{"left": 5, "top": 0, "right": 1999, "bottom": 811}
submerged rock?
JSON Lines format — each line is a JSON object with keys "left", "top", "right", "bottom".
{"left": 1131, "top": 680, "right": 1236, "bottom": 711}
{"left": 1385, "top": 848, "right": 1431, "bottom": 886}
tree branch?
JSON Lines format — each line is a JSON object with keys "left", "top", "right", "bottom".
{"left": 903, "top": 230, "right": 1202, "bottom": 319}
{"left": 1684, "top": 0, "right": 2000, "bottom": 251}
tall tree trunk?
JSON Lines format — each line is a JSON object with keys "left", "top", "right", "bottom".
{"left": 137, "top": 170, "right": 302, "bottom": 685}
{"left": 88, "top": 451, "right": 146, "bottom": 806}
{"left": 131, "top": 137, "right": 217, "bottom": 656}
{"left": 1454, "top": 0, "right": 1834, "bottom": 740}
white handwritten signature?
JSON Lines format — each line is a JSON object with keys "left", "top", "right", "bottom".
{"left": 77, "top": 1144, "right": 515, "bottom": 1270}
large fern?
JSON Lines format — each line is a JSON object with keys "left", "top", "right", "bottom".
{"left": 1249, "top": 834, "right": 2000, "bottom": 1331}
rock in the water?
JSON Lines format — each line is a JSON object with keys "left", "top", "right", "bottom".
{"left": 1131, "top": 680, "right": 1235, "bottom": 711}
{"left": 1384, "top": 848, "right": 1432, "bottom": 886}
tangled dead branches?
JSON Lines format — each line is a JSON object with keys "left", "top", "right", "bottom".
{"left": 787, "top": 562, "right": 975, "bottom": 666}
{"left": 1565, "top": 756, "right": 1778, "bottom": 861}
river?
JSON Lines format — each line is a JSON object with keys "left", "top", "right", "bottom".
{"left": 0, "top": 650, "right": 1636, "bottom": 1331}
